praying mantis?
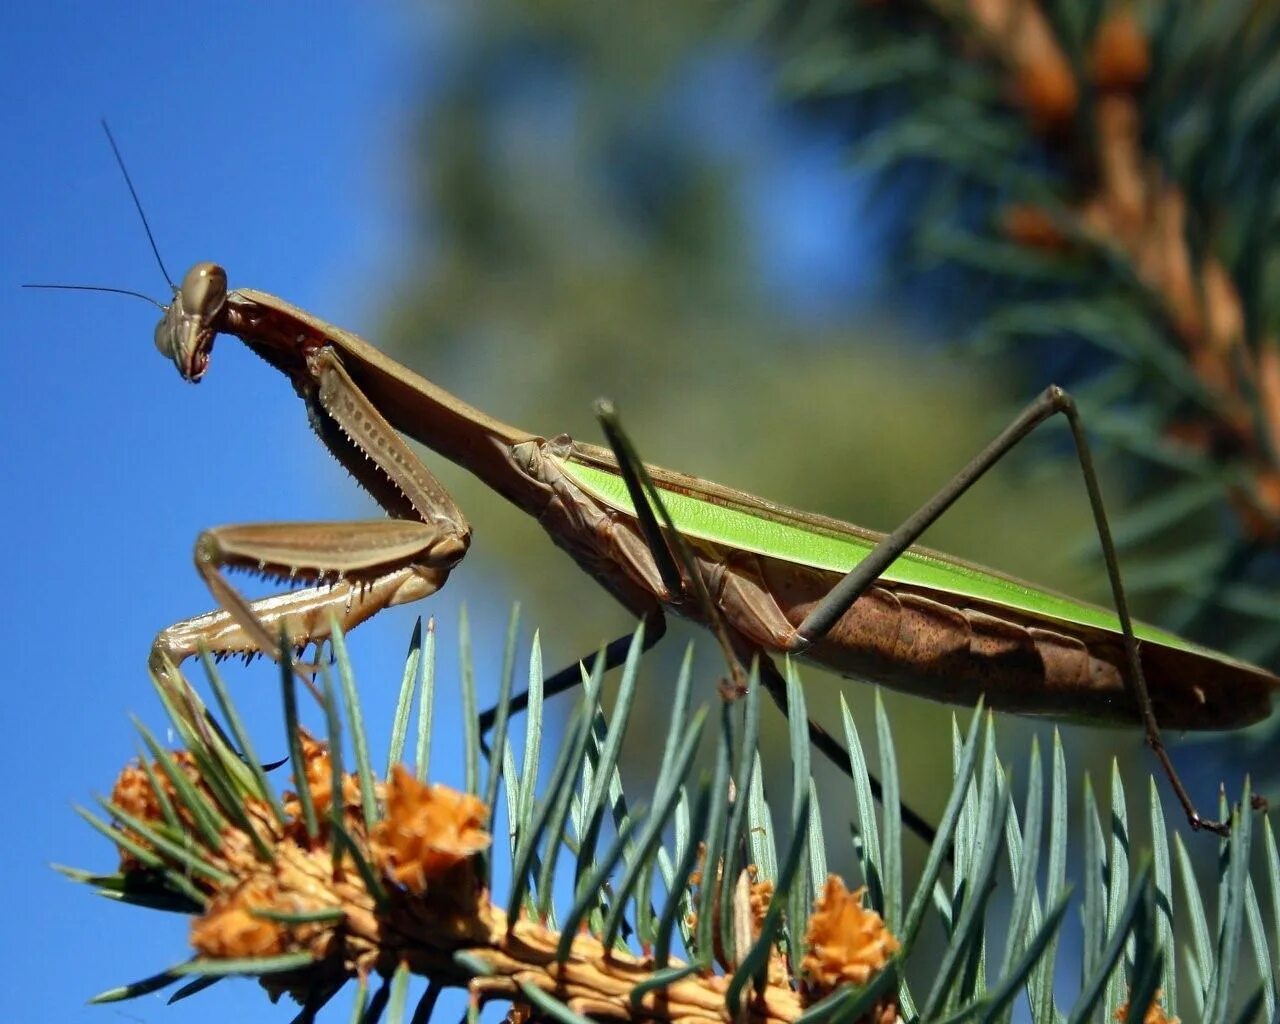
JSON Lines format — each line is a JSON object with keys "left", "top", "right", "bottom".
{"left": 34, "top": 134, "right": 1278, "bottom": 841}
{"left": 124, "top": 248, "right": 1276, "bottom": 836}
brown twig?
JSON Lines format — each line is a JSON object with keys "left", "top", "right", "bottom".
{"left": 106, "top": 743, "right": 901, "bottom": 1023}
{"left": 937, "top": 0, "right": 1280, "bottom": 542}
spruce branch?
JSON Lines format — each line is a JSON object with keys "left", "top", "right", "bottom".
{"left": 937, "top": 1, "right": 1280, "bottom": 534}
{"left": 63, "top": 616, "right": 1280, "bottom": 1021}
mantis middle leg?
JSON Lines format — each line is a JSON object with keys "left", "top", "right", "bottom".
{"left": 595, "top": 387, "right": 1232, "bottom": 837}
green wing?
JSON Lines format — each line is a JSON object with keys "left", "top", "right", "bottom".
{"left": 561, "top": 455, "right": 1219, "bottom": 659}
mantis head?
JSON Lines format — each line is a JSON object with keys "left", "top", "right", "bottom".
{"left": 155, "top": 262, "right": 227, "bottom": 382}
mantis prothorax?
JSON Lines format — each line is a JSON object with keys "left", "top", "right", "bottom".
{"left": 32, "top": 129, "right": 1279, "bottom": 840}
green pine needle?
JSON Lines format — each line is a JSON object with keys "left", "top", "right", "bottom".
{"left": 65, "top": 613, "right": 1279, "bottom": 1022}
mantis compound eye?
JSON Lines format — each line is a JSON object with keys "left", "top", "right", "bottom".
{"left": 180, "top": 262, "right": 228, "bottom": 318}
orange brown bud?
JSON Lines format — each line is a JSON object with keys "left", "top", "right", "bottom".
{"left": 1015, "top": 58, "right": 1078, "bottom": 129}
{"left": 111, "top": 763, "right": 165, "bottom": 826}
{"left": 371, "top": 766, "right": 491, "bottom": 894}
{"left": 748, "top": 877, "right": 775, "bottom": 935}
{"left": 1092, "top": 11, "right": 1151, "bottom": 92}
{"left": 111, "top": 750, "right": 200, "bottom": 823}
{"left": 1115, "top": 990, "right": 1178, "bottom": 1024}
{"left": 110, "top": 751, "right": 206, "bottom": 867}
{"left": 1000, "top": 204, "right": 1070, "bottom": 251}
{"left": 287, "top": 729, "right": 362, "bottom": 820}
{"left": 191, "top": 876, "right": 288, "bottom": 959}
{"left": 802, "top": 876, "right": 900, "bottom": 992}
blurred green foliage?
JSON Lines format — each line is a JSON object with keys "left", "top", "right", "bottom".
{"left": 370, "top": 1, "right": 1189, "bottom": 840}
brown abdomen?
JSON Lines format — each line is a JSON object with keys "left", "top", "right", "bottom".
{"left": 750, "top": 556, "right": 1276, "bottom": 731}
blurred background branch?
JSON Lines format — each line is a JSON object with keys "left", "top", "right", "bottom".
{"left": 761, "top": 0, "right": 1280, "bottom": 657}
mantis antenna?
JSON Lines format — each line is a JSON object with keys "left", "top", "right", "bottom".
{"left": 23, "top": 121, "right": 173, "bottom": 311}
{"left": 21, "top": 283, "right": 164, "bottom": 310}
{"left": 100, "top": 118, "right": 174, "bottom": 290}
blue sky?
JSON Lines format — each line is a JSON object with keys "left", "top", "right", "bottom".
{"left": 1, "top": 7, "right": 470, "bottom": 1020}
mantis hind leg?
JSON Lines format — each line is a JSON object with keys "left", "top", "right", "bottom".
{"left": 752, "top": 650, "right": 940, "bottom": 850}
{"left": 790, "top": 384, "right": 1231, "bottom": 836}
{"left": 476, "top": 609, "right": 668, "bottom": 736}
{"left": 592, "top": 401, "right": 943, "bottom": 850}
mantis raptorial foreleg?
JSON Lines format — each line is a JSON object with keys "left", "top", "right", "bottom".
{"left": 151, "top": 536, "right": 448, "bottom": 665}
{"left": 596, "top": 386, "right": 1233, "bottom": 836}
{"left": 150, "top": 346, "right": 469, "bottom": 672}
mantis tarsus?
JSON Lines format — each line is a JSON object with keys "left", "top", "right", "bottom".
{"left": 36, "top": 134, "right": 1279, "bottom": 841}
